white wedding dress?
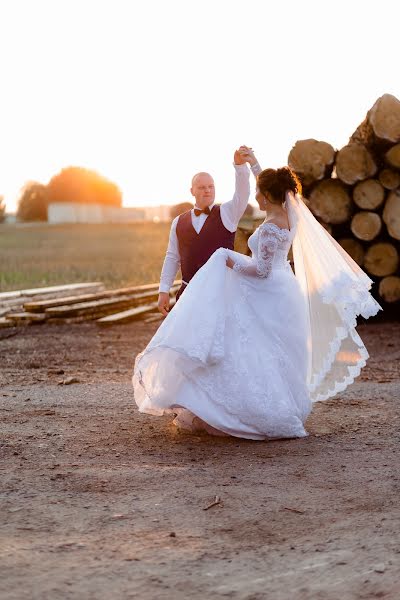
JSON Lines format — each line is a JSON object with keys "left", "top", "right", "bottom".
{"left": 133, "top": 221, "right": 312, "bottom": 440}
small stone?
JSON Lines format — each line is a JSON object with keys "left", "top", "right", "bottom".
{"left": 374, "top": 564, "right": 386, "bottom": 573}
{"left": 62, "top": 377, "right": 80, "bottom": 385}
{"left": 169, "top": 532, "right": 176, "bottom": 537}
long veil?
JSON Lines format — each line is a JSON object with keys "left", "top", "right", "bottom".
{"left": 285, "top": 191, "right": 382, "bottom": 402}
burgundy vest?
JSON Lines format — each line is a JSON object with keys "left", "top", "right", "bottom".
{"left": 176, "top": 205, "right": 235, "bottom": 285}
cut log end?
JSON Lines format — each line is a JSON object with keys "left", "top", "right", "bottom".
{"left": 379, "top": 169, "right": 400, "bottom": 190}
{"left": 350, "top": 94, "right": 400, "bottom": 148}
{"left": 288, "top": 139, "right": 336, "bottom": 187}
{"left": 383, "top": 189, "right": 400, "bottom": 241}
{"left": 353, "top": 179, "right": 385, "bottom": 210}
{"left": 309, "top": 180, "right": 352, "bottom": 224}
{"left": 379, "top": 276, "right": 400, "bottom": 303}
{"left": 369, "top": 94, "right": 400, "bottom": 142}
{"left": 385, "top": 143, "right": 400, "bottom": 169}
{"left": 351, "top": 212, "right": 382, "bottom": 242}
{"left": 335, "top": 143, "right": 377, "bottom": 185}
{"left": 364, "top": 242, "right": 399, "bottom": 277}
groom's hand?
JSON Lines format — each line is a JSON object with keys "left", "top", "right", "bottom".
{"left": 238, "top": 145, "right": 257, "bottom": 166}
{"left": 234, "top": 149, "right": 247, "bottom": 165}
{"left": 158, "top": 292, "right": 170, "bottom": 316}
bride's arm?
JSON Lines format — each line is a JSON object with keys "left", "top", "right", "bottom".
{"left": 226, "top": 226, "right": 279, "bottom": 279}
{"left": 239, "top": 146, "right": 262, "bottom": 177}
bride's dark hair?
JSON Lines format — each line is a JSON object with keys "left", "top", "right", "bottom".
{"left": 257, "top": 166, "right": 301, "bottom": 204}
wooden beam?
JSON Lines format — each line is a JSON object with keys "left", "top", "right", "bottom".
{"left": 5, "top": 312, "right": 47, "bottom": 324}
{"left": 96, "top": 302, "right": 159, "bottom": 325}
{"left": 44, "top": 286, "right": 179, "bottom": 319}
{"left": 23, "top": 280, "right": 180, "bottom": 313}
{"left": 97, "top": 295, "right": 176, "bottom": 326}
{"left": 0, "top": 317, "right": 15, "bottom": 328}
{"left": 0, "top": 282, "right": 104, "bottom": 303}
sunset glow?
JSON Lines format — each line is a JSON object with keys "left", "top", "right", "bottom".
{"left": 1, "top": 0, "right": 398, "bottom": 212}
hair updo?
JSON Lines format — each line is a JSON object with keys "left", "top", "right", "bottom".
{"left": 257, "top": 166, "right": 301, "bottom": 205}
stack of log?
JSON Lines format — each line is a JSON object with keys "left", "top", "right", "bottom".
{"left": 0, "top": 281, "right": 178, "bottom": 328}
{"left": 240, "top": 93, "right": 400, "bottom": 308}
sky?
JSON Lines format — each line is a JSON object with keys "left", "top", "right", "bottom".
{"left": 0, "top": 0, "right": 399, "bottom": 212}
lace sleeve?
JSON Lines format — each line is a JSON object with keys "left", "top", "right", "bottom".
{"left": 232, "top": 225, "right": 280, "bottom": 279}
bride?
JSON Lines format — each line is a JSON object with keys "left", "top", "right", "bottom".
{"left": 132, "top": 151, "right": 381, "bottom": 440}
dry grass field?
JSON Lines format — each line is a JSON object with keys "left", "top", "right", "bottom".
{"left": 0, "top": 221, "right": 253, "bottom": 292}
{"left": 0, "top": 222, "right": 172, "bottom": 291}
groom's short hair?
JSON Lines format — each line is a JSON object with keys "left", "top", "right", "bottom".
{"left": 191, "top": 172, "right": 214, "bottom": 187}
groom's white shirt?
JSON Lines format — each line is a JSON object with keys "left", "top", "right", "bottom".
{"left": 159, "top": 163, "right": 256, "bottom": 293}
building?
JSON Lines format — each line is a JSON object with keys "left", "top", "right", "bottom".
{"left": 47, "top": 203, "right": 146, "bottom": 224}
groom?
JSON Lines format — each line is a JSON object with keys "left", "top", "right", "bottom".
{"left": 158, "top": 148, "right": 260, "bottom": 315}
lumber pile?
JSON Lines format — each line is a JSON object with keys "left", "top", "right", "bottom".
{"left": 0, "top": 282, "right": 105, "bottom": 318}
{"left": 239, "top": 93, "right": 400, "bottom": 308}
{"left": 0, "top": 281, "right": 179, "bottom": 327}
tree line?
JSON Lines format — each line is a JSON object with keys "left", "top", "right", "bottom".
{"left": 15, "top": 166, "right": 122, "bottom": 221}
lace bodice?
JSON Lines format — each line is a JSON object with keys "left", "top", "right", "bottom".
{"left": 233, "top": 222, "right": 294, "bottom": 278}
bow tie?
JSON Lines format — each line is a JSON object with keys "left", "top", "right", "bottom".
{"left": 194, "top": 206, "right": 211, "bottom": 217}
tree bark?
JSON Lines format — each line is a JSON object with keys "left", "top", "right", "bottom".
{"left": 288, "top": 139, "right": 336, "bottom": 188}
{"left": 335, "top": 143, "right": 377, "bottom": 185}
{"left": 309, "top": 179, "right": 352, "bottom": 224}
{"left": 353, "top": 179, "right": 385, "bottom": 210}
{"left": 382, "top": 189, "right": 400, "bottom": 240}
{"left": 364, "top": 242, "right": 399, "bottom": 277}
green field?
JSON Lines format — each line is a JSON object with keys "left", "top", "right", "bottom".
{"left": 0, "top": 223, "right": 172, "bottom": 291}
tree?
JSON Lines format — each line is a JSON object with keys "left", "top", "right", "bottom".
{"left": 170, "top": 202, "right": 194, "bottom": 220}
{"left": 17, "top": 182, "right": 48, "bottom": 221}
{"left": 46, "top": 166, "right": 122, "bottom": 207}
{"left": 0, "top": 196, "right": 5, "bottom": 223}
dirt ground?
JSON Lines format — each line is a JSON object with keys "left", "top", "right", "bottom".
{"left": 1, "top": 320, "right": 399, "bottom": 600}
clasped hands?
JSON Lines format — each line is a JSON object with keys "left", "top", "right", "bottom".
{"left": 234, "top": 145, "right": 257, "bottom": 166}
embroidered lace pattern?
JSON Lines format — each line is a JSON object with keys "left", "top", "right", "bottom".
{"left": 232, "top": 222, "right": 292, "bottom": 279}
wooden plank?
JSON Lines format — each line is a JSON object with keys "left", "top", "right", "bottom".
{"left": 23, "top": 280, "right": 180, "bottom": 313}
{"left": 44, "top": 290, "right": 159, "bottom": 318}
{"left": 96, "top": 297, "right": 176, "bottom": 326}
{"left": 0, "top": 317, "right": 15, "bottom": 328}
{"left": 5, "top": 312, "right": 47, "bottom": 324}
{"left": 24, "top": 288, "right": 144, "bottom": 313}
{"left": 96, "top": 302, "right": 159, "bottom": 325}
{"left": 0, "top": 282, "right": 104, "bottom": 302}
{"left": 44, "top": 285, "right": 180, "bottom": 319}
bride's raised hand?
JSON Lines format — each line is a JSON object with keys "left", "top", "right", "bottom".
{"left": 239, "top": 145, "right": 257, "bottom": 166}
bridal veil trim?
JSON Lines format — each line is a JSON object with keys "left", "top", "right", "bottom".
{"left": 285, "top": 191, "right": 381, "bottom": 402}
